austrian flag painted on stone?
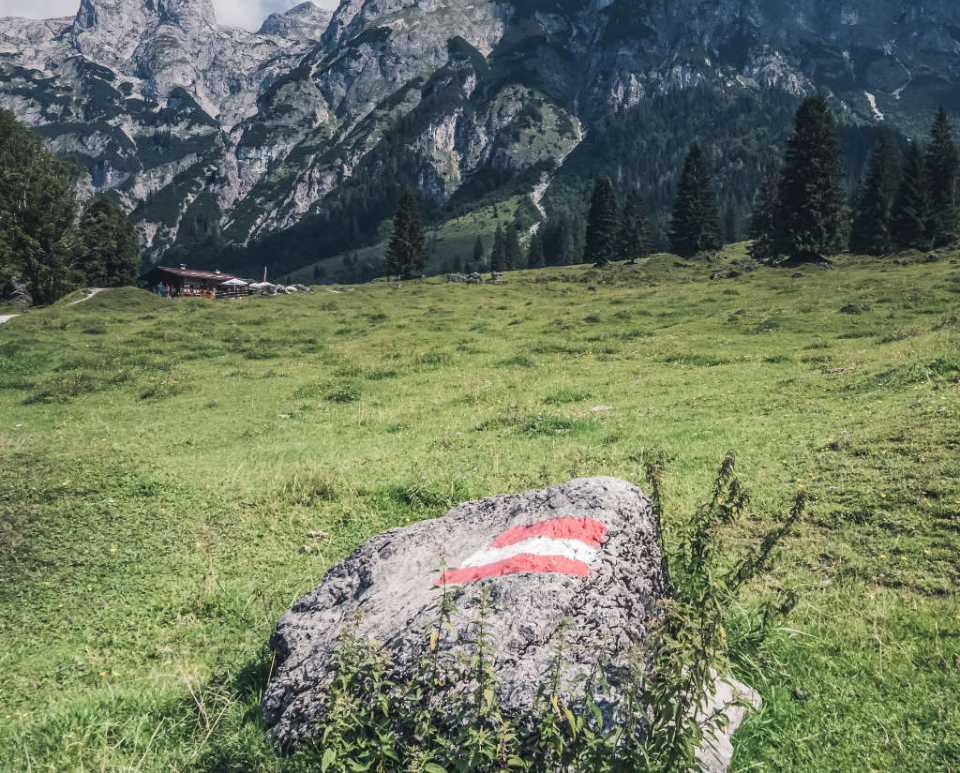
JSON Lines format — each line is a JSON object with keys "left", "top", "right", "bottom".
{"left": 438, "top": 517, "right": 608, "bottom": 586}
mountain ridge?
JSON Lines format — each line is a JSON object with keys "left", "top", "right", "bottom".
{"left": 2, "top": 0, "right": 959, "bottom": 276}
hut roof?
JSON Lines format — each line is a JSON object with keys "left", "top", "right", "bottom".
{"left": 147, "top": 266, "right": 241, "bottom": 282}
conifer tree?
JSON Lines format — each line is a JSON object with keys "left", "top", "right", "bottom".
{"left": 541, "top": 213, "right": 583, "bottom": 266}
{"left": 850, "top": 132, "right": 900, "bottom": 256}
{"left": 670, "top": 144, "right": 722, "bottom": 258}
{"left": 724, "top": 206, "right": 738, "bottom": 244}
{"left": 748, "top": 164, "right": 781, "bottom": 262}
{"left": 541, "top": 216, "right": 569, "bottom": 266}
{"left": 527, "top": 231, "right": 545, "bottom": 268}
{"left": 925, "top": 107, "right": 959, "bottom": 248}
{"left": 77, "top": 197, "right": 140, "bottom": 286}
{"left": 891, "top": 142, "right": 929, "bottom": 251}
{"left": 557, "top": 217, "right": 574, "bottom": 266}
{"left": 584, "top": 176, "right": 619, "bottom": 266}
{"left": 472, "top": 235, "right": 485, "bottom": 270}
{"left": 571, "top": 213, "right": 587, "bottom": 264}
{"left": 775, "top": 95, "right": 845, "bottom": 262}
{"left": 617, "top": 189, "right": 647, "bottom": 263}
{"left": 385, "top": 189, "right": 425, "bottom": 279}
{"left": 490, "top": 224, "right": 506, "bottom": 273}
{"left": 504, "top": 223, "right": 521, "bottom": 270}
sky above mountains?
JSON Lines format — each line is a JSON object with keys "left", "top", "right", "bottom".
{"left": 0, "top": 0, "right": 337, "bottom": 30}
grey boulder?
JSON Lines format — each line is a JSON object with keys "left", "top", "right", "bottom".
{"left": 263, "top": 477, "right": 758, "bottom": 770}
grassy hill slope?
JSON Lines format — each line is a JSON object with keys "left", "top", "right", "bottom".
{"left": 1, "top": 249, "right": 958, "bottom": 770}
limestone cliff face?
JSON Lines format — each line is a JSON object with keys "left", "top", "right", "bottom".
{"left": 2, "top": 0, "right": 959, "bottom": 268}
{"left": 0, "top": 0, "right": 329, "bottom": 259}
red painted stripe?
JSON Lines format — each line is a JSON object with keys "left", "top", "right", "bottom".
{"left": 491, "top": 517, "right": 607, "bottom": 550}
{"left": 437, "top": 554, "right": 591, "bottom": 586}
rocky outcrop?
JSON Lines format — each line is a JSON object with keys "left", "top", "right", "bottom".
{"left": 264, "top": 478, "right": 667, "bottom": 745}
{"left": 258, "top": 2, "right": 332, "bottom": 42}
{"left": 264, "top": 477, "right": 759, "bottom": 770}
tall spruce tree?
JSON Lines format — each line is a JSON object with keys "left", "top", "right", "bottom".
{"left": 775, "top": 95, "right": 845, "bottom": 262}
{"left": 541, "top": 216, "right": 570, "bottom": 266}
{"left": 541, "top": 213, "right": 583, "bottom": 266}
{"left": 504, "top": 223, "right": 521, "bottom": 270}
{"left": 77, "top": 197, "right": 140, "bottom": 286}
{"left": 724, "top": 206, "right": 738, "bottom": 244}
{"left": 583, "top": 176, "right": 619, "bottom": 266}
{"left": 490, "top": 224, "right": 506, "bottom": 273}
{"left": 558, "top": 216, "right": 575, "bottom": 266}
{"left": 385, "top": 189, "right": 425, "bottom": 279}
{"left": 670, "top": 143, "right": 722, "bottom": 258}
{"left": 0, "top": 110, "right": 79, "bottom": 305}
{"left": 925, "top": 107, "right": 959, "bottom": 248}
{"left": 749, "top": 164, "right": 781, "bottom": 262}
{"left": 527, "top": 231, "right": 545, "bottom": 268}
{"left": 891, "top": 142, "right": 929, "bottom": 250}
{"left": 850, "top": 132, "right": 901, "bottom": 256}
{"left": 472, "top": 235, "right": 485, "bottom": 270}
{"left": 617, "top": 189, "right": 647, "bottom": 263}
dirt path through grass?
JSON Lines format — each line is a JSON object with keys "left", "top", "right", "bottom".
{"left": 68, "top": 287, "right": 106, "bottom": 305}
{"left": 0, "top": 288, "right": 105, "bottom": 325}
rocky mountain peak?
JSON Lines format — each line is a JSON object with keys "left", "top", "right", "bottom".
{"left": 70, "top": 0, "right": 219, "bottom": 69}
{"left": 258, "top": 2, "right": 332, "bottom": 40}
{"left": 73, "top": 0, "right": 217, "bottom": 33}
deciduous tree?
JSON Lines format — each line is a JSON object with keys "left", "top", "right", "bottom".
{"left": 0, "top": 110, "right": 79, "bottom": 304}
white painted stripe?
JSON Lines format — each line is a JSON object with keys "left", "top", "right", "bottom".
{"left": 461, "top": 537, "right": 599, "bottom": 569}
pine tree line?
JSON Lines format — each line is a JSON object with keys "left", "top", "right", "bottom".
{"left": 381, "top": 100, "right": 959, "bottom": 281}
{"left": 0, "top": 110, "right": 140, "bottom": 305}
{"left": 578, "top": 178, "right": 651, "bottom": 265}
{"left": 750, "top": 99, "right": 959, "bottom": 261}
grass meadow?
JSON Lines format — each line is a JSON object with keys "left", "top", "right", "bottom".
{"left": 1, "top": 247, "right": 958, "bottom": 771}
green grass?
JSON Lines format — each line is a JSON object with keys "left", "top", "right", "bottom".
{"left": 1, "top": 248, "right": 959, "bottom": 771}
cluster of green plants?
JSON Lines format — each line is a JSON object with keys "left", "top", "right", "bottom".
{"left": 300, "top": 456, "right": 806, "bottom": 773}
